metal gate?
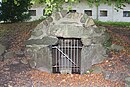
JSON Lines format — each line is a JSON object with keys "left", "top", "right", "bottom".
{"left": 52, "top": 37, "right": 82, "bottom": 74}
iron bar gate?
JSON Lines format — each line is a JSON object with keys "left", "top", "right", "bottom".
{"left": 52, "top": 38, "right": 82, "bottom": 74}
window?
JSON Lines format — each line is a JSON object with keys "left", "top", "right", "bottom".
{"left": 84, "top": 10, "right": 92, "bottom": 16}
{"left": 123, "top": 11, "right": 130, "bottom": 17}
{"left": 68, "top": 10, "right": 76, "bottom": 13}
{"left": 100, "top": 10, "right": 107, "bottom": 17}
{"left": 43, "top": 9, "right": 45, "bottom": 16}
{"left": 29, "top": 10, "right": 36, "bottom": 16}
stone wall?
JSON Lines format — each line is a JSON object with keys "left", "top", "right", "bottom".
{"left": 25, "top": 11, "right": 109, "bottom": 74}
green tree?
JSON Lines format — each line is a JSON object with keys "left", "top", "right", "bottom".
{"left": 32, "top": 0, "right": 79, "bottom": 15}
{"left": 0, "top": 0, "right": 32, "bottom": 23}
{"left": 32, "top": 0, "right": 130, "bottom": 15}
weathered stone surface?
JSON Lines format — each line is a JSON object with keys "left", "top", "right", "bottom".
{"left": 36, "top": 47, "right": 52, "bottom": 68}
{"left": 81, "top": 46, "right": 92, "bottom": 74}
{"left": 92, "top": 32, "right": 110, "bottom": 44}
{"left": 91, "top": 44, "right": 106, "bottom": 65}
{"left": 52, "top": 12, "right": 61, "bottom": 21}
{"left": 26, "top": 46, "right": 51, "bottom": 71}
{"left": 92, "top": 66, "right": 103, "bottom": 74}
{"left": 4, "top": 51, "right": 15, "bottom": 59}
{"left": 35, "top": 21, "right": 44, "bottom": 30}
{"left": 81, "top": 38, "right": 92, "bottom": 46}
{"left": 31, "top": 30, "right": 43, "bottom": 37}
{"left": 26, "top": 12, "right": 108, "bottom": 74}
{"left": 103, "top": 71, "right": 126, "bottom": 81}
{"left": 110, "top": 44, "right": 124, "bottom": 51}
{"left": 15, "top": 51, "right": 25, "bottom": 57}
{"left": 46, "top": 16, "right": 53, "bottom": 23}
{"left": 82, "top": 27, "right": 95, "bottom": 36}
{"left": 0, "top": 44, "right": 6, "bottom": 55}
{"left": 26, "top": 36, "right": 58, "bottom": 45}
{"left": 49, "top": 25, "right": 84, "bottom": 38}
{"left": 66, "top": 13, "right": 73, "bottom": 19}
{"left": 85, "top": 18, "right": 95, "bottom": 27}
{"left": 80, "top": 14, "right": 88, "bottom": 23}
{"left": 125, "top": 77, "right": 130, "bottom": 87}
{"left": 37, "top": 67, "right": 51, "bottom": 73}
{"left": 43, "top": 20, "right": 48, "bottom": 26}
{"left": 0, "top": 36, "right": 10, "bottom": 48}
{"left": 81, "top": 44, "right": 106, "bottom": 74}
{"left": 29, "top": 60, "right": 36, "bottom": 68}
{"left": 0, "top": 56, "right": 3, "bottom": 61}
{"left": 60, "top": 10, "right": 68, "bottom": 17}
{"left": 20, "top": 58, "right": 28, "bottom": 64}
{"left": 104, "top": 32, "right": 110, "bottom": 41}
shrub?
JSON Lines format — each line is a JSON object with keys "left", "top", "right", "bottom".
{"left": 0, "top": 0, "right": 32, "bottom": 23}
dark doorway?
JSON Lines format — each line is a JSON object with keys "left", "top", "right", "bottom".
{"left": 52, "top": 37, "right": 82, "bottom": 74}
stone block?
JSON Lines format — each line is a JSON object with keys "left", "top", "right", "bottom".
{"left": 20, "top": 58, "right": 28, "bottom": 64}
{"left": 0, "top": 44, "right": 6, "bottom": 55}
{"left": 15, "top": 50, "right": 25, "bottom": 57}
{"left": 37, "top": 67, "right": 51, "bottom": 73}
{"left": 92, "top": 32, "right": 110, "bottom": 44}
{"left": 81, "top": 44, "right": 106, "bottom": 74}
{"left": 46, "top": 16, "right": 53, "bottom": 23}
{"left": 4, "top": 51, "right": 15, "bottom": 59}
{"left": 49, "top": 25, "right": 84, "bottom": 38}
{"left": 26, "top": 36, "right": 58, "bottom": 46}
{"left": 92, "top": 66, "right": 103, "bottom": 74}
{"left": 60, "top": 10, "right": 68, "bottom": 17}
{"left": 29, "top": 60, "right": 36, "bottom": 68}
{"left": 31, "top": 30, "right": 43, "bottom": 37}
{"left": 52, "top": 12, "right": 61, "bottom": 21}
{"left": 43, "top": 20, "right": 48, "bottom": 26}
{"left": 81, "top": 46, "right": 93, "bottom": 74}
{"left": 82, "top": 27, "right": 95, "bottom": 36}
{"left": 85, "top": 18, "right": 95, "bottom": 27}
{"left": 110, "top": 44, "right": 124, "bottom": 51}
{"left": 125, "top": 77, "right": 130, "bottom": 87}
{"left": 0, "top": 56, "right": 3, "bottom": 61}
{"left": 103, "top": 71, "right": 126, "bottom": 81}
{"left": 80, "top": 14, "right": 88, "bottom": 23}
{"left": 81, "top": 38, "right": 92, "bottom": 46}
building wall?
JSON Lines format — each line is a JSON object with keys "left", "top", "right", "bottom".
{"left": 113, "top": 4, "right": 130, "bottom": 22}
{"left": 29, "top": 7, "right": 44, "bottom": 21}
{"left": 29, "top": 1, "right": 130, "bottom": 22}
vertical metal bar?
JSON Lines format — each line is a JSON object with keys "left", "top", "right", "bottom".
{"left": 58, "top": 40, "right": 60, "bottom": 72}
{"left": 71, "top": 39, "right": 72, "bottom": 71}
{"left": 68, "top": 39, "right": 69, "bottom": 71}
{"left": 77, "top": 39, "right": 79, "bottom": 72}
{"left": 56, "top": 46, "right": 57, "bottom": 72}
{"left": 73, "top": 39, "right": 75, "bottom": 72}
{"left": 64, "top": 39, "right": 66, "bottom": 70}
{"left": 62, "top": 39, "right": 64, "bottom": 70}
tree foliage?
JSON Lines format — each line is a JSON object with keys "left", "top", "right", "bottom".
{"left": 32, "top": 0, "right": 79, "bottom": 15}
{"left": 86, "top": 0, "right": 130, "bottom": 11}
{"left": 0, "top": 0, "right": 32, "bottom": 23}
{"left": 32, "top": 0, "right": 130, "bottom": 15}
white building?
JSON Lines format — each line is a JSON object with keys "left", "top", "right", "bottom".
{"left": 29, "top": 1, "right": 130, "bottom": 22}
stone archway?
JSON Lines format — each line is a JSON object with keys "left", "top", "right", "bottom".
{"left": 25, "top": 11, "right": 109, "bottom": 74}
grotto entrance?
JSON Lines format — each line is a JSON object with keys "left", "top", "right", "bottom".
{"left": 26, "top": 12, "right": 109, "bottom": 74}
{"left": 52, "top": 37, "right": 83, "bottom": 74}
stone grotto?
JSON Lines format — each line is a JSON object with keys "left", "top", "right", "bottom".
{"left": 25, "top": 11, "right": 109, "bottom": 74}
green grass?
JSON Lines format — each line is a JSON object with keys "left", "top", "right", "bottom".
{"left": 95, "top": 20, "right": 130, "bottom": 28}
